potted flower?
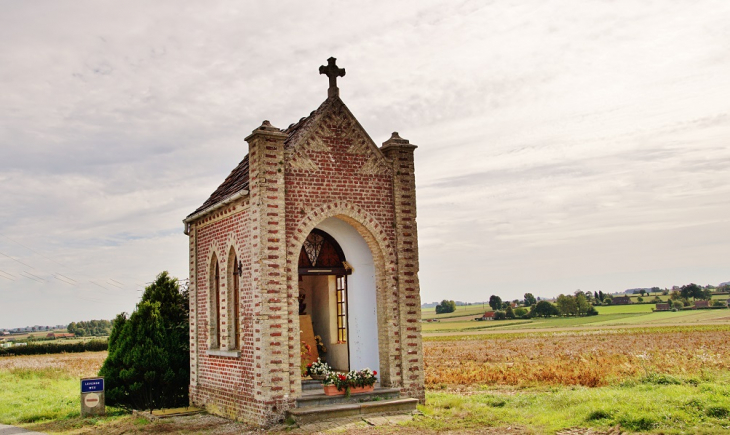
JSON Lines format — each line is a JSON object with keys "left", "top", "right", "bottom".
{"left": 307, "top": 358, "right": 330, "bottom": 381}
{"left": 322, "top": 368, "right": 378, "bottom": 396}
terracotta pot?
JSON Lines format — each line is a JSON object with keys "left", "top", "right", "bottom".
{"left": 323, "top": 384, "right": 345, "bottom": 396}
{"left": 322, "top": 384, "right": 375, "bottom": 396}
{"left": 350, "top": 385, "right": 375, "bottom": 394}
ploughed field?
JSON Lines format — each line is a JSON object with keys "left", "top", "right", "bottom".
{"left": 423, "top": 325, "right": 730, "bottom": 388}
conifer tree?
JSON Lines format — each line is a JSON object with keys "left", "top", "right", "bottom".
{"left": 99, "top": 272, "right": 189, "bottom": 410}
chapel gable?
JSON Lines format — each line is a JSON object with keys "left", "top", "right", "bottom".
{"left": 284, "top": 96, "right": 392, "bottom": 176}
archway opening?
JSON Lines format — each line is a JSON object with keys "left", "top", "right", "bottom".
{"left": 297, "top": 218, "right": 380, "bottom": 376}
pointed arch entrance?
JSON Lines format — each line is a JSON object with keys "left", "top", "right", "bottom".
{"left": 297, "top": 217, "right": 380, "bottom": 375}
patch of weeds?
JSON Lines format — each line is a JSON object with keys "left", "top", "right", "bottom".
{"left": 586, "top": 409, "right": 613, "bottom": 421}
{"left": 473, "top": 395, "right": 506, "bottom": 407}
{"left": 284, "top": 415, "right": 297, "bottom": 426}
{"left": 640, "top": 373, "right": 682, "bottom": 385}
{"left": 617, "top": 415, "right": 656, "bottom": 432}
{"left": 684, "top": 398, "right": 705, "bottom": 411}
{"left": 706, "top": 406, "right": 729, "bottom": 418}
{"left": 10, "top": 368, "right": 69, "bottom": 380}
{"left": 133, "top": 417, "right": 150, "bottom": 426}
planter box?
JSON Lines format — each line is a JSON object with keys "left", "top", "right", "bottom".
{"left": 323, "top": 384, "right": 374, "bottom": 396}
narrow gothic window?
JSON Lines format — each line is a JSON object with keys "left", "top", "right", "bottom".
{"left": 211, "top": 257, "right": 221, "bottom": 349}
{"left": 232, "top": 254, "right": 240, "bottom": 349}
{"left": 336, "top": 275, "right": 347, "bottom": 343}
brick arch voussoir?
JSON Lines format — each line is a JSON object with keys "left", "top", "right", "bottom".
{"left": 289, "top": 202, "right": 395, "bottom": 270}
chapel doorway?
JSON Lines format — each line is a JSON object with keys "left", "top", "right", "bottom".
{"left": 297, "top": 218, "right": 380, "bottom": 376}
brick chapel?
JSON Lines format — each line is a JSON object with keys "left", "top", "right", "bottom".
{"left": 183, "top": 58, "right": 424, "bottom": 425}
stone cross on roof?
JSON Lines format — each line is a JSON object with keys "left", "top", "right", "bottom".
{"left": 319, "top": 57, "right": 346, "bottom": 98}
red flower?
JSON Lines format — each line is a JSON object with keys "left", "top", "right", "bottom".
{"left": 307, "top": 363, "right": 312, "bottom": 368}
{"left": 338, "top": 374, "right": 346, "bottom": 380}
{"left": 373, "top": 371, "right": 377, "bottom": 376}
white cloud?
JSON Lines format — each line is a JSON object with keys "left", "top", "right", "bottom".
{"left": 1, "top": 0, "right": 729, "bottom": 325}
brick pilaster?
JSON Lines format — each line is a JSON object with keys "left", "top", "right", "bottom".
{"left": 381, "top": 132, "right": 425, "bottom": 403}
{"left": 245, "top": 121, "right": 291, "bottom": 419}
{"left": 189, "top": 223, "right": 198, "bottom": 389}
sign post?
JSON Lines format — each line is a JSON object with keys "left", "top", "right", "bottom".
{"left": 80, "top": 377, "right": 105, "bottom": 417}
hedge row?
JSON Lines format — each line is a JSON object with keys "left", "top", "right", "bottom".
{"left": 0, "top": 339, "right": 108, "bottom": 356}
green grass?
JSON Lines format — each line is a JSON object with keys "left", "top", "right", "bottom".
{"left": 421, "top": 302, "right": 729, "bottom": 334}
{"left": 407, "top": 372, "right": 730, "bottom": 434}
{"left": 0, "top": 368, "right": 124, "bottom": 426}
{"left": 421, "top": 319, "right": 532, "bottom": 332}
{"left": 0, "top": 368, "right": 81, "bottom": 424}
{"left": 421, "top": 304, "right": 488, "bottom": 320}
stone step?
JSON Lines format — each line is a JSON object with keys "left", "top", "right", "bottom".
{"left": 296, "top": 386, "right": 401, "bottom": 408}
{"left": 287, "top": 397, "right": 419, "bottom": 425}
{"left": 301, "top": 379, "right": 324, "bottom": 391}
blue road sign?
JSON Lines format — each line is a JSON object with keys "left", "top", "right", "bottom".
{"left": 81, "top": 378, "right": 104, "bottom": 393}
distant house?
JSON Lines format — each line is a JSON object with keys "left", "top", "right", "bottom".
{"left": 612, "top": 296, "right": 632, "bottom": 305}
{"left": 694, "top": 300, "right": 710, "bottom": 309}
{"left": 482, "top": 311, "right": 496, "bottom": 321}
{"left": 46, "top": 333, "right": 75, "bottom": 339}
{"left": 655, "top": 303, "right": 670, "bottom": 311}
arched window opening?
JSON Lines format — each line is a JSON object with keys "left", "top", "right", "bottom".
{"left": 228, "top": 248, "right": 241, "bottom": 350}
{"left": 210, "top": 255, "right": 221, "bottom": 349}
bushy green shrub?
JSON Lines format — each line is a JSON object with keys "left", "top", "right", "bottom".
{"left": 99, "top": 272, "right": 189, "bottom": 411}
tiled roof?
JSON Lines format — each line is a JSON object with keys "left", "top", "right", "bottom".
{"left": 187, "top": 96, "right": 336, "bottom": 219}
{"left": 283, "top": 96, "right": 335, "bottom": 149}
{"left": 187, "top": 155, "right": 250, "bottom": 217}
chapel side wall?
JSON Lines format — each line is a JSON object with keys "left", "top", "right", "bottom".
{"left": 188, "top": 201, "right": 262, "bottom": 421}
{"left": 382, "top": 137, "right": 425, "bottom": 403}
{"left": 282, "top": 114, "right": 407, "bottom": 393}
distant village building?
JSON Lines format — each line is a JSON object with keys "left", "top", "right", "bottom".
{"left": 183, "top": 58, "right": 424, "bottom": 425}
{"left": 694, "top": 300, "right": 710, "bottom": 309}
{"left": 654, "top": 303, "right": 670, "bottom": 311}
{"left": 481, "top": 311, "right": 496, "bottom": 321}
{"left": 611, "top": 296, "right": 632, "bottom": 305}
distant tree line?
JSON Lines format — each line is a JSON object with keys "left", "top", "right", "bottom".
{"left": 67, "top": 319, "right": 113, "bottom": 337}
{"left": 0, "top": 340, "right": 107, "bottom": 356}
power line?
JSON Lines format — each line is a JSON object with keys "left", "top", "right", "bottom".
{"left": 20, "top": 271, "right": 44, "bottom": 283}
{"left": 0, "top": 270, "right": 15, "bottom": 281}
{"left": 0, "top": 251, "right": 33, "bottom": 269}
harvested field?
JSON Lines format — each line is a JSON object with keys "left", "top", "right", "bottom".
{"left": 423, "top": 326, "right": 730, "bottom": 388}
{"left": 0, "top": 351, "right": 106, "bottom": 379}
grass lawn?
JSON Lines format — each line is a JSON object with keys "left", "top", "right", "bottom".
{"left": 410, "top": 373, "right": 730, "bottom": 434}
{"left": 421, "top": 319, "right": 532, "bottom": 333}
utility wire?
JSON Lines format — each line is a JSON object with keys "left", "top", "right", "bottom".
{"left": 0, "top": 251, "right": 33, "bottom": 269}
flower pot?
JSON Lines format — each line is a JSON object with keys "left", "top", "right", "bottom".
{"left": 323, "top": 384, "right": 345, "bottom": 396}
{"left": 350, "top": 385, "right": 374, "bottom": 394}
{"left": 310, "top": 374, "right": 326, "bottom": 381}
{"left": 322, "top": 384, "right": 375, "bottom": 396}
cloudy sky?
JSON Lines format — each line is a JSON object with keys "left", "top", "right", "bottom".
{"left": 1, "top": 1, "right": 729, "bottom": 328}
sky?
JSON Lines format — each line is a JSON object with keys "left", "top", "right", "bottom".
{"left": 1, "top": 1, "right": 729, "bottom": 328}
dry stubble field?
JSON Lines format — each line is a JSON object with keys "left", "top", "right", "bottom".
{"left": 424, "top": 326, "right": 730, "bottom": 388}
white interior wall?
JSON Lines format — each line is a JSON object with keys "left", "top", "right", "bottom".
{"left": 315, "top": 217, "right": 380, "bottom": 373}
